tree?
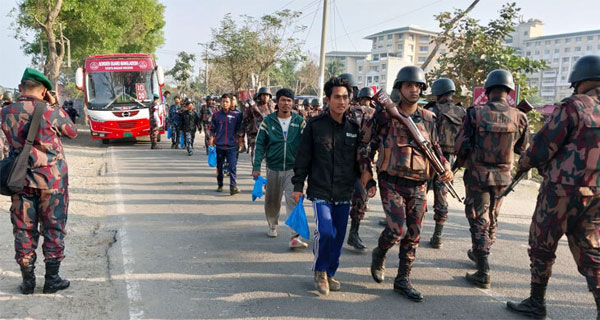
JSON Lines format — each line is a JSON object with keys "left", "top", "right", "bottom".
{"left": 13, "top": 0, "right": 165, "bottom": 87}
{"left": 325, "top": 59, "right": 344, "bottom": 79}
{"left": 428, "top": 3, "right": 547, "bottom": 105}
{"left": 166, "top": 51, "right": 196, "bottom": 96}
{"left": 296, "top": 56, "right": 320, "bottom": 95}
{"left": 268, "top": 57, "right": 301, "bottom": 91}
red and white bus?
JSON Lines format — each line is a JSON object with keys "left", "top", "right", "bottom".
{"left": 75, "top": 54, "right": 167, "bottom": 143}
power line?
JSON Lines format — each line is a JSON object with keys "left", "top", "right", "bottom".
{"left": 303, "top": 1, "right": 321, "bottom": 47}
{"left": 334, "top": 0, "right": 358, "bottom": 52}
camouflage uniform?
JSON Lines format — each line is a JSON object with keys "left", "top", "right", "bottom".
{"left": 349, "top": 103, "right": 376, "bottom": 222}
{"left": 517, "top": 92, "right": 600, "bottom": 291}
{"left": 454, "top": 98, "right": 528, "bottom": 257}
{"left": 200, "top": 103, "right": 217, "bottom": 149}
{"left": 149, "top": 101, "right": 159, "bottom": 146}
{"left": 244, "top": 101, "right": 274, "bottom": 156}
{"left": 0, "top": 96, "right": 78, "bottom": 267}
{"left": 358, "top": 104, "right": 447, "bottom": 270}
{"left": 427, "top": 99, "right": 465, "bottom": 225}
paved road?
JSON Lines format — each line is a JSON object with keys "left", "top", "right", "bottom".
{"left": 107, "top": 134, "right": 596, "bottom": 319}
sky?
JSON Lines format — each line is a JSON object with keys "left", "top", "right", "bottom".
{"left": 2, "top": 0, "right": 600, "bottom": 88}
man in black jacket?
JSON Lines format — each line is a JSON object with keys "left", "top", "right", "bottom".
{"left": 292, "top": 77, "right": 360, "bottom": 296}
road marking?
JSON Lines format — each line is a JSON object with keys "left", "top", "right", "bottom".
{"left": 110, "top": 147, "right": 144, "bottom": 320}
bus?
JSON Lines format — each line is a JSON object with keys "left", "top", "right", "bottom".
{"left": 75, "top": 54, "right": 167, "bottom": 144}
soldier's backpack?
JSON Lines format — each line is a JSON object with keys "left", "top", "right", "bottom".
{"left": 436, "top": 104, "right": 465, "bottom": 154}
{"left": 1, "top": 103, "right": 44, "bottom": 196}
{"left": 473, "top": 104, "right": 519, "bottom": 165}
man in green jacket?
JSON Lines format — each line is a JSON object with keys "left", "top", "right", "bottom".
{"left": 253, "top": 88, "right": 308, "bottom": 249}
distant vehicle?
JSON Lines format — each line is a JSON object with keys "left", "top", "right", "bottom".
{"left": 75, "top": 54, "right": 167, "bottom": 144}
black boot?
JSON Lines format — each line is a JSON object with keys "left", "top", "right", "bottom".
{"left": 347, "top": 220, "right": 366, "bottom": 251}
{"left": 19, "top": 265, "right": 36, "bottom": 294}
{"left": 230, "top": 186, "right": 239, "bottom": 196}
{"left": 506, "top": 283, "right": 547, "bottom": 319}
{"left": 370, "top": 247, "right": 388, "bottom": 283}
{"left": 43, "top": 260, "right": 70, "bottom": 294}
{"left": 466, "top": 254, "right": 491, "bottom": 289}
{"left": 393, "top": 263, "right": 424, "bottom": 302}
{"left": 429, "top": 224, "right": 444, "bottom": 249}
{"left": 593, "top": 289, "right": 600, "bottom": 320}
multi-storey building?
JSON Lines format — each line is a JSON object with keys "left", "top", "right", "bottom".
{"left": 326, "top": 25, "right": 445, "bottom": 92}
{"left": 509, "top": 19, "right": 600, "bottom": 103}
{"left": 324, "top": 51, "right": 370, "bottom": 76}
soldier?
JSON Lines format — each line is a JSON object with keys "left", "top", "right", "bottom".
{"left": 425, "top": 78, "right": 465, "bottom": 248}
{"left": 0, "top": 68, "right": 78, "bottom": 294}
{"left": 168, "top": 96, "right": 182, "bottom": 149}
{"left": 244, "top": 87, "right": 275, "bottom": 159}
{"left": 307, "top": 98, "right": 322, "bottom": 121}
{"left": 3, "top": 91, "right": 14, "bottom": 107}
{"left": 506, "top": 55, "right": 600, "bottom": 319}
{"left": 0, "top": 91, "right": 13, "bottom": 159}
{"left": 149, "top": 94, "right": 160, "bottom": 149}
{"left": 338, "top": 73, "right": 360, "bottom": 106}
{"left": 347, "top": 86, "right": 377, "bottom": 251}
{"left": 359, "top": 66, "right": 453, "bottom": 302}
{"left": 200, "top": 96, "right": 218, "bottom": 154}
{"left": 454, "top": 69, "right": 528, "bottom": 289}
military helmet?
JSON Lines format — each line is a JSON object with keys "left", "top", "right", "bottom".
{"left": 302, "top": 98, "right": 310, "bottom": 106}
{"left": 393, "top": 66, "right": 428, "bottom": 91}
{"left": 483, "top": 69, "right": 515, "bottom": 91}
{"left": 358, "top": 87, "right": 375, "bottom": 99}
{"left": 568, "top": 55, "right": 600, "bottom": 87}
{"left": 310, "top": 98, "right": 321, "bottom": 107}
{"left": 431, "top": 78, "right": 456, "bottom": 96}
{"left": 206, "top": 95, "right": 214, "bottom": 101}
{"left": 2, "top": 91, "right": 13, "bottom": 101}
{"left": 338, "top": 73, "right": 357, "bottom": 87}
{"left": 390, "top": 89, "right": 400, "bottom": 103}
{"left": 257, "top": 87, "right": 272, "bottom": 97}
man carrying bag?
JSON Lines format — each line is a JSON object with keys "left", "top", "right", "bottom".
{"left": 0, "top": 68, "right": 78, "bottom": 294}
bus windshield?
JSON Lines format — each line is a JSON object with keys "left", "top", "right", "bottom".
{"left": 87, "top": 71, "right": 158, "bottom": 110}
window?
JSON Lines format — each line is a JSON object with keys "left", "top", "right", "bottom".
{"left": 561, "top": 76, "right": 566, "bottom": 81}
{"left": 374, "top": 76, "right": 379, "bottom": 82}
{"left": 373, "top": 54, "right": 379, "bottom": 61}
{"left": 419, "top": 35, "right": 429, "bottom": 42}
{"left": 563, "top": 57, "right": 570, "bottom": 62}
{"left": 408, "top": 44, "right": 414, "bottom": 51}
{"left": 545, "top": 40, "right": 551, "bottom": 45}
{"left": 378, "top": 36, "right": 384, "bottom": 41}
{"left": 555, "top": 39, "right": 561, "bottom": 44}
{"left": 387, "top": 34, "right": 393, "bottom": 40}
{"left": 372, "top": 66, "right": 378, "bottom": 72}
{"left": 418, "top": 56, "right": 426, "bottom": 63}
{"left": 554, "top": 48, "right": 560, "bottom": 54}
{"left": 588, "top": 36, "right": 594, "bottom": 41}
{"left": 407, "top": 55, "right": 413, "bottom": 61}
{"left": 380, "top": 53, "right": 387, "bottom": 58}
{"left": 419, "top": 46, "right": 428, "bottom": 52}
{"left": 575, "top": 46, "right": 581, "bottom": 52}
{"left": 535, "top": 41, "right": 540, "bottom": 46}
{"left": 387, "top": 44, "right": 392, "bottom": 48}
{"left": 397, "top": 44, "right": 403, "bottom": 49}
{"left": 408, "top": 34, "right": 414, "bottom": 41}
{"left": 526, "top": 42, "right": 531, "bottom": 47}
{"left": 382, "top": 63, "right": 386, "bottom": 70}
{"left": 524, "top": 31, "right": 528, "bottom": 36}
{"left": 358, "top": 66, "right": 362, "bottom": 72}
{"left": 564, "top": 47, "right": 570, "bottom": 52}
{"left": 358, "top": 76, "right": 362, "bottom": 82}
{"left": 397, "top": 34, "right": 403, "bottom": 39}
{"left": 565, "top": 38, "right": 571, "bottom": 43}
{"left": 576, "top": 36, "right": 582, "bottom": 42}
{"left": 534, "top": 50, "right": 540, "bottom": 55}
{"left": 378, "top": 45, "right": 383, "bottom": 49}
{"left": 544, "top": 49, "right": 550, "bottom": 54}
{"left": 587, "top": 45, "right": 593, "bottom": 51}
{"left": 553, "top": 58, "right": 559, "bottom": 63}
{"left": 526, "top": 51, "right": 531, "bottom": 56}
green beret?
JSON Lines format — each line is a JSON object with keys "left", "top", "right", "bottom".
{"left": 21, "top": 68, "right": 52, "bottom": 90}
{"left": 153, "top": 93, "right": 160, "bottom": 99}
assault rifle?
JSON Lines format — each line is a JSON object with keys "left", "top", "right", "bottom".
{"left": 495, "top": 170, "right": 527, "bottom": 200}
{"left": 372, "top": 90, "right": 464, "bottom": 203}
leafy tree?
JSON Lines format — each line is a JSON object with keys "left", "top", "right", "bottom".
{"left": 12, "top": 0, "right": 165, "bottom": 88}
{"left": 296, "top": 56, "right": 319, "bottom": 95}
{"left": 166, "top": 51, "right": 196, "bottom": 96}
{"left": 428, "top": 2, "right": 547, "bottom": 105}
{"left": 325, "top": 59, "right": 344, "bottom": 79}
{"left": 268, "top": 57, "right": 301, "bottom": 91}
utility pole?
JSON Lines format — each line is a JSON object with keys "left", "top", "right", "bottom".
{"left": 198, "top": 42, "right": 209, "bottom": 95}
{"left": 317, "top": 0, "right": 329, "bottom": 103}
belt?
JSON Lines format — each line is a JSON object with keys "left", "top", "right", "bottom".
{"left": 378, "top": 172, "right": 426, "bottom": 187}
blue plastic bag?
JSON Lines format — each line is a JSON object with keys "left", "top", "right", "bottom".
{"left": 252, "top": 176, "right": 268, "bottom": 201}
{"left": 167, "top": 126, "right": 172, "bottom": 139}
{"left": 207, "top": 146, "right": 217, "bottom": 167}
{"left": 180, "top": 132, "right": 185, "bottom": 148}
{"left": 285, "top": 196, "right": 310, "bottom": 239}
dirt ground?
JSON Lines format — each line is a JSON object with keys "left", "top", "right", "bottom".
{"left": 0, "top": 125, "right": 119, "bottom": 319}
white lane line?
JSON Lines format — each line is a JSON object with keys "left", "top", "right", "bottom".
{"left": 110, "top": 147, "right": 144, "bottom": 320}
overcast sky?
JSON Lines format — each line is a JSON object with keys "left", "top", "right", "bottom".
{"left": 2, "top": 0, "right": 600, "bottom": 88}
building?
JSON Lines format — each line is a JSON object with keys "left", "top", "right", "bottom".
{"left": 327, "top": 25, "right": 445, "bottom": 92}
{"left": 509, "top": 19, "right": 600, "bottom": 103}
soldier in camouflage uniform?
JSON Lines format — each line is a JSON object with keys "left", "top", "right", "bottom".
{"left": 200, "top": 96, "right": 218, "bottom": 154}
{"left": 347, "top": 86, "right": 376, "bottom": 251}
{"left": 359, "top": 66, "right": 453, "bottom": 302}
{"left": 454, "top": 69, "right": 528, "bottom": 289}
{"left": 0, "top": 91, "right": 13, "bottom": 159}
{"left": 425, "top": 78, "right": 465, "bottom": 248}
{"left": 149, "top": 94, "right": 160, "bottom": 149}
{"left": 244, "top": 87, "right": 275, "bottom": 159}
{"left": 0, "top": 68, "right": 78, "bottom": 294}
{"left": 307, "top": 98, "right": 322, "bottom": 121}
{"left": 506, "top": 55, "right": 600, "bottom": 319}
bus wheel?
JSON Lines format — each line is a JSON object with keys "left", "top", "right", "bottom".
{"left": 102, "top": 139, "right": 109, "bottom": 145}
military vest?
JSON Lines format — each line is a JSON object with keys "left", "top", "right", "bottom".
{"left": 434, "top": 101, "right": 465, "bottom": 154}
{"left": 377, "top": 108, "right": 435, "bottom": 181}
{"left": 472, "top": 101, "right": 522, "bottom": 166}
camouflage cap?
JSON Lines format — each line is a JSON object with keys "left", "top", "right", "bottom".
{"left": 21, "top": 67, "right": 52, "bottom": 90}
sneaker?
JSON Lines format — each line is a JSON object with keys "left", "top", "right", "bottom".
{"left": 188, "top": 150, "right": 193, "bottom": 156}
{"left": 267, "top": 227, "right": 278, "bottom": 238}
{"left": 328, "top": 277, "right": 341, "bottom": 291}
{"left": 230, "top": 186, "right": 239, "bottom": 196}
{"left": 289, "top": 237, "right": 308, "bottom": 249}
{"left": 216, "top": 185, "right": 223, "bottom": 192}
{"left": 314, "top": 271, "right": 329, "bottom": 296}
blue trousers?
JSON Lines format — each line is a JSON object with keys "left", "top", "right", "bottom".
{"left": 312, "top": 200, "right": 351, "bottom": 277}
{"left": 170, "top": 124, "right": 180, "bottom": 145}
{"left": 216, "top": 147, "right": 238, "bottom": 187}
